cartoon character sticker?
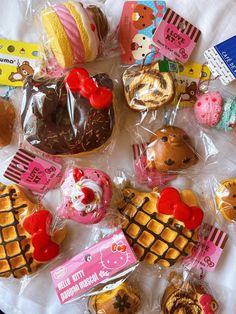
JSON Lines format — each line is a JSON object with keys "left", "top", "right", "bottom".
{"left": 8, "top": 60, "right": 34, "bottom": 82}
{"left": 100, "top": 241, "right": 130, "bottom": 270}
{"left": 119, "top": 1, "right": 166, "bottom": 64}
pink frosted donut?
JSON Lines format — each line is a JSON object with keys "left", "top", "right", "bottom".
{"left": 194, "top": 92, "right": 223, "bottom": 127}
{"left": 58, "top": 168, "right": 112, "bottom": 224}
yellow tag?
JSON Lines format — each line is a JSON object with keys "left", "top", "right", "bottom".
{"left": 176, "top": 62, "right": 211, "bottom": 107}
{"left": 0, "top": 39, "right": 41, "bottom": 87}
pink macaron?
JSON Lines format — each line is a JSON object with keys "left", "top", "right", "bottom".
{"left": 58, "top": 168, "right": 112, "bottom": 224}
{"left": 194, "top": 91, "right": 223, "bottom": 127}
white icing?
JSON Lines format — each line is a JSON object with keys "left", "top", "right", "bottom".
{"left": 71, "top": 178, "right": 103, "bottom": 213}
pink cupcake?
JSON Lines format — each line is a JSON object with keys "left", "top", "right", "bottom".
{"left": 58, "top": 168, "right": 112, "bottom": 224}
{"left": 194, "top": 91, "right": 223, "bottom": 127}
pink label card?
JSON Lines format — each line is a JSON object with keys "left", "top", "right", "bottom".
{"left": 4, "top": 148, "right": 62, "bottom": 194}
{"left": 153, "top": 8, "right": 201, "bottom": 63}
{"left": 51, "top": 230, "right": 138, "bottom": 304}
{"left": 186, "top": 224, "right": 228, "bottom": 272}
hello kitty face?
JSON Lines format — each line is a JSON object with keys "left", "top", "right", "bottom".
{"left": 100, "top": 242, "right": 130, "bottom": 270}
{"left": 131, "top": 34, "right": 153, "bottom": 61}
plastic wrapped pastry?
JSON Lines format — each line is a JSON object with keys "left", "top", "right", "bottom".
{"left": 117, "top": 187, "right": 203, "bottom": 267}
{"left": 58, "top": 167, "right": 112, "bottom": 224}
{"left": 90, "top": 281, "right": 141, "bottom": 314}
{"left": 216, "top": 178, "right": 236, "bottom": 223}
{"left": 21, "top": 68, "right": 115, "bottom": 156}
{"left": 0, "top": 98, "right": 15, "bottom": 148}
{"left": 0, "top": 183, "right": 66, "bottom": 278}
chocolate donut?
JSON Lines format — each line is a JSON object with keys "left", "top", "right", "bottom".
{"left": 21, "top": 73, "right": 114, "bottom": 155}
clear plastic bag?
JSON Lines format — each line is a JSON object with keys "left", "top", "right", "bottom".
{"left": 160, "top": 270, "right": 220, "bottom": 313}
{"left": 20, "top": 67, "right": 117, "bottom": 157}
{"left": 23, "top": 0, "right": 120, "bottom": 72}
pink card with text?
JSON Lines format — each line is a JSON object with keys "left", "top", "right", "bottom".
{"left": 51, "top": 230, "right": 138, "bottom": 304}
{"left": 4, "top": 148, "right": 62, "bottom": 194}
{"left": 153, "top": 8, "right": 201, "bottom": 63}
{"left": 185, "top": 224, "right": 228, "bottom": 272}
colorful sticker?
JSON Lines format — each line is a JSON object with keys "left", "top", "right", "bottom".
{"left": 0, "top": 39, "right": 41, "bottom": 87}
{"left": 187, "top": 224, "right": 228, "bottom": 272}
{"left": 153, "top": 8, "right": 201, "bottom": 63}
{"left": 176, "top": 62, "right": 211, "bottom": 107}
{"left": 51, "top": 230, "right": 138, "bottom": 304}
{"left": 119, "top": 1, "right": 166, "bottom": 64}
{"left": 132, "top": 142, "right": 176, "bottom": 187}
{"left": 4, "top": 149, "right": 62, "bottom": 194}
{"left": 204, "top": 35, "right": 236, "bottom": 85}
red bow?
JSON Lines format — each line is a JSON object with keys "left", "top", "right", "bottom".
{"left": 112, "top": 243, "right": 127, "bottom": 253}
{"left": 65, "top": 68, "right": 113, "bottom": 110}
{"left": 157, "top": 187, "right": 204, "bottom": 230}
{"left": 23, "top": 210, "right": 59, "bottom": 262}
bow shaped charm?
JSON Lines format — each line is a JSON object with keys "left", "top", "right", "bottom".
{"left": 112, "top": 243, "right": 127, "bottom": 253}
{"left": 65, "top": 68, "right": 113, "bottom": 110}
{"left": 23, "top": 210, "right": 59, "bottom": 262}
{"left": 157, "top": 187, "right": 204, "bottom": 230}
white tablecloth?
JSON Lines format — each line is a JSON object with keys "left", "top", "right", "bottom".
{"left": 0, "top": 0, "right": 236, "bottom": 313}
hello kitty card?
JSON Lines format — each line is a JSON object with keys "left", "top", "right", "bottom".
{"left": 51, "top": 230, "right": 137, "bottom": 304}
{"left": 119, "top": 0, "right": 166, "bottom": 64}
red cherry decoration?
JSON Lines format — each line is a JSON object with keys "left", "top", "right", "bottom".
{"left": 89, "top": 87, "right": 113, "bottom": 110}
{"left": 65, "top": 68, "right": 89, "bottom": 92}
{"left": 23, "top": 210, "right": 52, "bottom": 235}
{"left": 173, "top": 203, "right": 191, "bottom": 222}
{"left": 33, "top": 241, "right": 59, "bottom": 262}
{"left": 81, "top": 187, "right": 95, "bottom": 204}
{"left": 184, "top": 207, "right": 204, "bottom": 230}
{"left": 73, "top": 168, "right": 84, "bottom": 182}
{"left": 157, "top": 187, "right": 181, "bottom": 215}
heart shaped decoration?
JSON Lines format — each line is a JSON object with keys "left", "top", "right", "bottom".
{"left": 164, "top": 24, "right": 191, "bottom": 49}
{"left": 90, "top": 87, "right": 113, "bottom": 110}
{"left": 157, "top": 187, "right": 182, "bottom": 215}
{"left": 23, "top": 210, "right": 52, "bottom": 235}
{"left": 33, "top": 241, "right": 59, "bottom": 262}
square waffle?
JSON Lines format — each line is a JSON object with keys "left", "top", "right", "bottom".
{"left": 118, "top": 188, "right": 198, "bottom": 267}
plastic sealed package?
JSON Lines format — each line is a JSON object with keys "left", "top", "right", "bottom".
{"left": 111, "top": 171, "right": 218, "bottom": 272}
{"left": 25, "top": 0, "right": 119, "bottom": 72}
{"left": 160, "top": 270, "right": 220, "bottom": 313}
{"left": 57, "top": 166, "right": 113, "bottom": 225}
{"left": 0, "top": 182, "right": 66, "bottom": 280}
{"left": 20, "top": 66, "right": 117, "bottom": 157}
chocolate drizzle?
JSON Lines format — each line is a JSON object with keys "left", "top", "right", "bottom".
{"left": 118, "top": 192, "right": 197, "bottom": 266}
{"left": 21, "top": 73, "right": 114, "bottom": 155}
{"left": 0, "top": 189, "right": 33, "bottom": 278}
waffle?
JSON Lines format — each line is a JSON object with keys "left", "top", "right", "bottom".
{"left": 161, "top": 272, "right": 219, "bottom": 314}
{"left": 122, "top": 62, "right": 175, "bottom": 111}
{"left": 0, "top": 183, "right": 65, "bottom": 278}
{"left": 118, "top": 188, "right": 199, "bottom": 267}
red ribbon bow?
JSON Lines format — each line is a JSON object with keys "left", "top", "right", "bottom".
{"left": 157, "top": 187, "right": 204, "bottom": 230}
{"left": 112, "top": 243, "right": 127, "bottom": 253}
{"left": 65, "top": 68, "right": 113, "bottom": 110}
{"left": 23, "top": 210, "right": 59, "bottom": 262}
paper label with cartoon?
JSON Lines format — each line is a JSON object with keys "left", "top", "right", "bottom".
{"left": 153, "top": 8, "right": 201, "bottom": 63}
{"left": 51, "top": 230, "right": 137, "bottom": 304}
{"left": 0, "top": 39, "right": 41, "bottom": 87}
{"left": 119, "top": 0, "right": 166, "bottom": 65}
{"left": 176, "top": 62, "right": 211, "bottom": 107}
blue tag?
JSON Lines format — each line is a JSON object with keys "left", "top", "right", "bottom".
{"left": 204, "top": 35, "right": 236, "bottom": 85}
